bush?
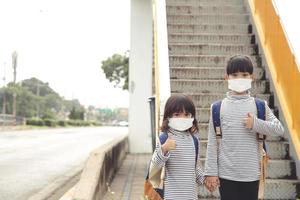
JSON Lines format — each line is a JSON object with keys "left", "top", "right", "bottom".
{"left": 92, "top": 121, "right": 102, "bottom": 126}
{"left": 26, "top": 118, "right": 100, "bottom": 127}
{"left": 58, "top": 120, "right": 66, "bottom": 126}
{"left": 66, "top": 120, "right": 79, "bottom": 126}
{"left": 26, "top": 118, "right": 45, "bottom": 126}
{"left": 44, "top": 119, "right": 57, "bottom": 127}
{"left": 66, "top": 120, "right": 95, "bottom": 127}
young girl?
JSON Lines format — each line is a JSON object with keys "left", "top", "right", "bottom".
{"left": 149, "top": 94, "right": 205, "bottom": 200}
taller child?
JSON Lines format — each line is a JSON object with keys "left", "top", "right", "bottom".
{"left": 204, "top": 55, "right": 284, "bottom": 200}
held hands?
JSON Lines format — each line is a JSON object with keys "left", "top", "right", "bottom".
{"left": 244, "top": 112, "right": 254, "bottom": 129}
{"left": 161, "top": 135, "right": 176, "bottom": 155}
{"left": 204, "top": 176, "right": 220, "bottom": 192}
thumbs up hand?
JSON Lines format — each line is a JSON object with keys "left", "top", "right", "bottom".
{"left": 244, "top": 112, "right": 254, "bottom": 129}
{"left": 161, "top": 135, "right": 176, "bottom": 155}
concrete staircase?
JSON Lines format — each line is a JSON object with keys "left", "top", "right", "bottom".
{"left": 166, "top": 0, "right": 300, "bottom": 199}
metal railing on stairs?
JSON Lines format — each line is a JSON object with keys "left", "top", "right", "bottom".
{"left": 248, "top": 0, "right": 300, "bottom": 160}
{"left": 152, "top": 0, "right": 170, "bottom": 136}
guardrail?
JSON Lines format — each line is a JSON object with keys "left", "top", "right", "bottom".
{"left": 72, "top": 134, "right": 129, "bottom": 200}
{"left": 0, "top": 114, "right": 25, "bottom": 126}
{"left": 248, "top": 0, "right": 300, "bottom": 160}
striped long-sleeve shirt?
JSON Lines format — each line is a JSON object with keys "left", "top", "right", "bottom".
{"left": 204, "top": 91, "right": 284, "bottom": 182}
{"left": 150, "top": 129, "right": 204, "bottom": 200}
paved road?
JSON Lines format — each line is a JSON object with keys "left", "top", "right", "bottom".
{"left": 0, "top": 126, "right": 128, "bottom": 200}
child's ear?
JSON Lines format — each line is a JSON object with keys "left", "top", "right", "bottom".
{"left": 224, "top": 74, "right": 229, "bottom": 80}
{"left": 250, "top": 74, "right": 255, "bottom": 80}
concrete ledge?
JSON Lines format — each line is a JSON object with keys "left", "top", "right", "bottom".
{"left": 72, "top": 134, "right": 129, "bottom": 200}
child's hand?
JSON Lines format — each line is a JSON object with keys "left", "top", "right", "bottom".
{"left": 204, "top": 176, "right": 220, "bottom": 192}
{"left": 161, "top": 136, "right": 176, "bottom": 155}
{"left": 244, "top": 112, "right": 254, "bottom": 129}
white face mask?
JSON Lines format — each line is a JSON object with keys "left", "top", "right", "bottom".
{"left": 168, "top": 117, "right": 194, "bottom": 131}
{"left": 228, "top": 78, "right": 252, "bottom": 93}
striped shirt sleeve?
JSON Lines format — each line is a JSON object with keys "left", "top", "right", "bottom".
{"left": 151, "top": 142, "right": 170, "bottom": 169}
{"left": 196, "top": 167, "right": 205, "bottom": 184}
{"left": 204, "top": 106, "right": 219, "bottom": 177}
{"left": 252, "top": 102, "right": 285, "bottom": 137}
{"left": 196, "top": 136, "right": 205, "bottom": 185}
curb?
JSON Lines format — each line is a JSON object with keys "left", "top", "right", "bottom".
{"left": 28, "top": 165, "right": 83, "bottom": 200}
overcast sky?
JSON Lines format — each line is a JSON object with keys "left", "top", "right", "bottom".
{"left": 0, "top": 0, "right": 299, "bottom": 108}
{"left": 0, "top": 0, "right": 130, "bottom": 108}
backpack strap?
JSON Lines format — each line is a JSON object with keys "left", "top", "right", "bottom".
{"left": 255, "top": 98, "right": 266, "bottom": 121}
{"left": 192, "top": 135, "right": 199, "bottom": 165}
{"left": 159, "top": 132, "right": 169, "bottom": 145}
{"left": 255, "top": 98, "right": 267, "bottom": 152}
{"left": 212, "top": 100, "right": 223, "bottom": 138}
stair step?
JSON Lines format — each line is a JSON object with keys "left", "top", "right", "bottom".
{"left": 171, "top": 79, "right": 267, "bottom": 94}
{"left": 171, "top": 92, "right": 270, "bottom": 108}
{"left": 167, "top": 14, "right": 250, "bottom": 24}
{"left": 169, "top": 44, "right": 257, "bottom": 55}
{"left": 170, "top": 67, "right": 264, "bottom": 80}
{"left": 167, "top": 24, "right": 252, "bottom": 34}
{"left": 168, "top": 33, "right": 255, "bottom": 44}
{"left": 199, "top": 140, "right": 289, "bottom": 159}
{"left": 166, "top": 0, "right": 245, "bottom": 6}
{"left": 198, "top": 158, "right": 296, "bottom": 179}
{"left": 167, "top": 5, "right": 248, "bottom": 15}
{"left": 197, "top": 123, "right": 282, "bottom": 141}
{"left": 169, "top": 55, "right": 261, "bottom": 68}
{"left": 197, "top": 179, "right": 300, "bottom": 199}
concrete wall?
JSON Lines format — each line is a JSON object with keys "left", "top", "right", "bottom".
{"left": 129, "top": 0, "right": 153, "bottom": 153}
{"left": 72, "top": 135, "right": 129, "bottom": 200}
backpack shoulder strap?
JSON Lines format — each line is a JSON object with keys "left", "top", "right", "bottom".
{"left": 212, "top": 100, "right": 222, "bottom": 138}
{"left": 159, "top": 132, "right": 168, "bottom": 145}
{"left": 254, "top": 98, "right": 267, "bottom": 151}
{"left": 255, "top": 98, "right": 266, "bottom": 121}
{"left": 191, "top": 135, "right": 199, "bottom": 165}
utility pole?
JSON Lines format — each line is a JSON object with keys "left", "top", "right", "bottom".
{"left": 12, "top": 51, "right": 17, "bottom": 83}
{"left": 12, "top": 51, "right": 18, "bottom": 117}
{"left": 36, "top": 81, "right": 40, "bottom": 118}
{"left": 2, "top": 63, "right": 6, "bottom": 115}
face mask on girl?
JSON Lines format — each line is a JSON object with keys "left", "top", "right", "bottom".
{"left": 228, "top": 78, "right": 252, "bottom": 93}
{"left": 168, "top": 117, "right": 194, "bottom": 131}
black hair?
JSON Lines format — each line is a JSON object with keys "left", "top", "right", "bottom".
{"left": 226, "top": 55, "right": 254, "bottom": 75}
{"left": 161, "top": 94, "right": 198, "bottom": 134}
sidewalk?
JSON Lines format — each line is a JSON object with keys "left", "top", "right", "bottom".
{"left": 103, "top": 154, "right": 151, "bottom": 200}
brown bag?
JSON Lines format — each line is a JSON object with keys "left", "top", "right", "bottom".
{"left": 144, "top": 134, "right": 165, "bottom": 200}
{"left": 144, "top": 163, "right": 164, "bottom": 200}
{"left": 258, "top": 147, "right": 269, "bottom": 199}
{"left": 144, "top": 179, "right": 163, "bottom": 200}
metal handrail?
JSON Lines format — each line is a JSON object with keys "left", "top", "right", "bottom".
{"left": 152, "top": 0, "right": 171, "bottom": 136}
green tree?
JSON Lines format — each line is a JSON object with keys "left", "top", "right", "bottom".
{"left": 0, "top": 78, "right": 87, "bottom": 120}
{"left": 69, "top": 105, "right": 85, "bottom": 120}
{"left": 0, "top": 84, "right": 38, "bottom": 118}
{"left": 21, "top": 77, "right": 57, "bottom": 97}
{"left": 101, "top": 52, "right": 129, "bottom": 90}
